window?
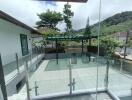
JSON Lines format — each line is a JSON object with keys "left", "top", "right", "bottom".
{"left": 20, "top": 34, "right": 29, "bottom": 56}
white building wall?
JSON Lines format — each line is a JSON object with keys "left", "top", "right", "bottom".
{"left": 0, "top": 19, "right": 32, "bottom": 65}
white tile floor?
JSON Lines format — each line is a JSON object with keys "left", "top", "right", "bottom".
{"left": 19, "top": 59, "right": 132, "bottom": 99}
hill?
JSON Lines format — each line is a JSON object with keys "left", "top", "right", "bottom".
{"left": 77, "top": 11, "right": 132, "bottom": 35}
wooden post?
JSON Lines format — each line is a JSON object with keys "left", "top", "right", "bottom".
{"left": 0, "top": 54, "right": 7, "bottom": 100}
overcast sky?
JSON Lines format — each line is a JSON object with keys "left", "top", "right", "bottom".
{"left": 0, "top": 0, "right": 132, "bottom": 32}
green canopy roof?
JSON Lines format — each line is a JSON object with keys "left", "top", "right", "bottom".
{"left": 46, "top": 34, "right": 98, "bottom": 41}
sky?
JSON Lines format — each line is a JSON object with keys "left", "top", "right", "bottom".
{"left": 0, "top": 0, "right": 132, "bottom": 32}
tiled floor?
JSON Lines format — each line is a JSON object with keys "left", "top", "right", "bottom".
{"left": 19, "top": 59, "right": 132, "bottom": 99}
{"left": 20, "top": 60, "right": 106, "bottom": 96}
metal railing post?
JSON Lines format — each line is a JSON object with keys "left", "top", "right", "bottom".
{"left": 36, "top": 47, "right": 39, "bottom": 68}
{"left": 72, "top": 78, "right": 76, "bottom": 91}
{"left": 16, "top": 53, "right": 19, "bottom": 73}
{"left": 120, "top": 58, "right": 123, "bottom": 72}
{"left": 68, "top": 62, "right": 72, "bottom": 95}
{"left": 34, "top": 81, "right": 38, "bottom": 96}
{"left": 104, "top": 59, "right": 109, "bottom": 90}
{"left": 0, "top": 54, "right": 7, "bottom": 100}
{"left": 131, "top": 85, "right": 132, "bottom": 95}
{"left": 25, "top": 61, "right": 30, "bottom": 100}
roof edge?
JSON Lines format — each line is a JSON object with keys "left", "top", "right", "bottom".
{"left": 34, "top": 0, "right": 88, "bottom": 3}
{"left": 0, "top": 10, "right": 42, "bottom": 35}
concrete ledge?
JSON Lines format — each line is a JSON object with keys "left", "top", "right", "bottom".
{"left": 31, "top": 88, "right": 106, "bottom": 100}
{"left": 107, "top": 89, "right": 120, "bottom": 100}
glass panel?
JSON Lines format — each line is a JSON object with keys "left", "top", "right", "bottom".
{"left": 71, "top": 53, "right": 97, "bottom": 91}
{"left": 101, "top": 0, "right": 132, "bottom": 99}
{"left": 2, "top": 53, "right": 17, "bottom": 77}
{"left": 1, "top": 49, "right": 43, "bottom": 99}
{"left": 29, "top": 58, "right": 69, "bottom": 97}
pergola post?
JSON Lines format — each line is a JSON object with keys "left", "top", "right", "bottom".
{"left": 0, "top": 54, "right": 7, "bottom": 100}
{"left": 56, "top": 39, "right": 58, "bottom": 64}
{"left": 82, "top": 39, "right": 84, "bottom": 53}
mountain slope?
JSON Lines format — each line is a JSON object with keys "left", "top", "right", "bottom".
{"left": 78, "top": 11, "right": 132, "bottom": 35}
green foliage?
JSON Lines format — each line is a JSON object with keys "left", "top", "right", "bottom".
{"left": 36, "top": 9, "right": 63, "bottom": 30}
{"left": 63, "top": 3, "right": 74, "bottom": 33}
{"left": 77, "top": 11, "right": 132, "bottom": 35}
{"left": 99, "top": 20, "right": 132, "bottom": 34}
{"left": 39, "top": 27, "right": 59, "bottom": 37}
{"left": 128, "top": 37, "right": 132, "bottom": 48}
{"left": 102, "top": 11, "right": 132, "bottom": 27}
{"left": 99, "top": 36, "right": 120, "bottom": 58}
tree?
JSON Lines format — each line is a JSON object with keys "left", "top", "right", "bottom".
{"left": 38, "top": 27, "right": 59, "bottom": 37}
{"left": 63, "top": 3, "right": 74, "bottom": 33}
{"left": 100, "top": 36, "right": 120, "bottom": 58}
{"left": 36, "top": 9, "right": 63, "bottom": 30}
{"left": 84, "top": 17, "right": 92, "bottom": 45}
{"left": 99, "top": 36, "right": 120, "bottom": 88}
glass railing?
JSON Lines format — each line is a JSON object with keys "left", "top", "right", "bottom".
{"left": 21, "top": 52, "right": 106, "bottom": 98}
{"left": 2, "top": 48, "right": 132, "bottom": 100}
{"left": 4, "top": 51, "right": 132, "bottom": 100}
{"left": 2, "top": 53, "right": 18, "bottom": 76}
{"left": 2, "top": 53, "right": 32, "bottom": 77}
{"left": 2, "top": 48, "right": 43, "bottom": 77}
{"left": 29, "top": 78, "right": 69, "bottom": 96}
{"left": 108, "top": 57, "right": 132, "bottom": 99}
{"left": 2, "top": 0, "right": 132, "bottom": 99}
{"left": 0, "top": 47, "right": 44, "bottom": 99}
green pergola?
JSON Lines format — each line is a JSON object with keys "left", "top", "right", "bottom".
{"left": 46, "top": 34, "right": 98, "bottom": 64}
{"left": 46, "top": 34, "right": 97, "bottom": 41}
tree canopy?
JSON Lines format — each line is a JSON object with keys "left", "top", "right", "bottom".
{"left": 63, "top": 3, "right": 74, "bottom": 33}
{"left": 36, "top": 9, "right": 63, "bottom": 30}
{"left": 38, "top": 27, "right": 59, "bottom": 37}
{"left": 99, "top": 36, "right": 121, "bottom": 58}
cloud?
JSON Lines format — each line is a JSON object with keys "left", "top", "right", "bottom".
{"left": 0, "top": 0, "right": 43, "bottom": 28}
{"left": 45, "top": 1, "right": 57, "bottom": 6}
{"left": 70, "top": 0, "right": 132, "bottom": 30}
{"left": 0, "top": 0, "right": 132, "bottom": 32}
